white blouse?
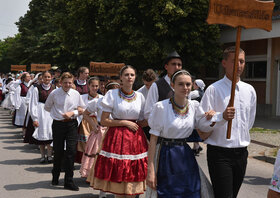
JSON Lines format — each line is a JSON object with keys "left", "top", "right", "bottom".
{"left": 87, "top": 96, "right": 104, "bottom": 122}
{"left": 148, "top": 99, "right": 199, "bottom": 139}
{"left": 101, "top": 89, "right": 145, "bottom": 121}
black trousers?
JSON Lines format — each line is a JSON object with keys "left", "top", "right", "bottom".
{"left": 52, "top": 119, "right": 78, "bottom": 184}
{"left": 207, "top": 144, "right": 248, "bottom": 198}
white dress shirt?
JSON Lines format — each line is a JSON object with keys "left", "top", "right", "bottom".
{"left": 196, "top": 76, "right": 257, "bottom": 148}
{"left": 144, "top": 75, "right": 173, "bottom": 119}
{"left": 149, "top": 99, "right": 199, "bottom": 139}
{"left": 137, "top": 85, "right": 149, "bottom": 99}
{"left": 44, "top": 87, "right": 86, "bottom": 120}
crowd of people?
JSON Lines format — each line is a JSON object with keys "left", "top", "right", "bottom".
{"left": 0, "top": 46, "right": 277, "bottom": 198}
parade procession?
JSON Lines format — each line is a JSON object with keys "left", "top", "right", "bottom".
{"left": 0, "top": 0, "right": 280, "bottom": 198}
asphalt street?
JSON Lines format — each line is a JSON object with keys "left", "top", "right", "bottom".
{"left": 0, "top": 107, "right": 275, "bottom": 198}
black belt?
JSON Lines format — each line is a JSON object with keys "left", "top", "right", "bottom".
{"left": 207, "top": 144, "right": 247, "bottom": 152}
{"left": 157, "top": 137, "right": 189, "bottom": 146}
{"left": 54, "top": 119, "right": 75, "bottom": 123}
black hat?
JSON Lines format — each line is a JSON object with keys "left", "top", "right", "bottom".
{"left": 164, "top": 51, "right": 182, "bottom": 65}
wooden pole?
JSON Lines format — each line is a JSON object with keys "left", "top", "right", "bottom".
{"left": 226, "top": 26, "right": 242, "bottom": 139}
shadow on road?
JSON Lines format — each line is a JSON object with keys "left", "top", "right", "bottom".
{"left": 2, "top": 144, "right": 40, "bottom": 154}
{"left": 4, "top": 177, "right": 93, "bottom": 191}
{"left": 0, "top": 134, "right": 22, "bottom": 140}
{"left": 0, "top": 131, "right": 21, "bottom": 135}
{"left": 2, "top": 139, "right": 24, "bottom": 144}
{"left": 25, "top": 166, "right": 53, "bottom": 174}
{"left": 0, "top": 158, "right": 40, "bottom": 165}
{"left": 42, "top": 194, "right": 114, "bottom": 198}
{"left": 243, "top": 175, "right": 271, "bottom": 185}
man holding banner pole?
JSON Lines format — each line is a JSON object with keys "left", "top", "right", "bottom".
{"left": 196, "top": 46, "right": 257, "bottom": 198}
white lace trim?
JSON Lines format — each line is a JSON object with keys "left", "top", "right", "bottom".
{"left": 99, "top": 150, "right": 147, "bottom": 160}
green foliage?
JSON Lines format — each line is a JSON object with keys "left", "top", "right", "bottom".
{"left": 0, "top": 0, "right": 222, "bottom": 75}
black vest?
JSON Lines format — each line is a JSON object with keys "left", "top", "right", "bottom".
{"left": 155, "top": 77, "right": 174, "bottom": 102}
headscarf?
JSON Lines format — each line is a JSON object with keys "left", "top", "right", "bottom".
{"left": 194, "top": 79, "right": 205, "bottom": 90}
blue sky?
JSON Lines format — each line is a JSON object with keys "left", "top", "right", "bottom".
{"left": 0, "top": 0, "right": 31, "bottom": 40}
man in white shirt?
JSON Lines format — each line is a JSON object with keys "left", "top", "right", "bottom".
{"left": 196, "top": 46, "right": 257, "bottom": 198}
{"left": 45, "top": 72, "right": 85, "bottom": 191}
{"left": 144, "top": 51, "right": 182, "bottom": 120}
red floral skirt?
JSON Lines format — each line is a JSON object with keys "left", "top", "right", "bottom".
{"left": 94, "top": 125, "right": 148, "bottom": 183}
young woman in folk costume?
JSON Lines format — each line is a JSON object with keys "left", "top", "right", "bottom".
{"left": 76, "top": 77, "right": 103, "bottom": 163}
{"left": 29, "top": 71, "right": 55, "bottom": 163}
{"left": 82, "top": 81, "right": 120, "bottom": 198}
{"left": 91, "top": 66, "right": 148, "bottom": 197}
{"left": 74, "top": 66, "right": 89, "bottom": 96}
{"left": 146, "top": 70, "right": 214, "bottom": 198}
{"left": 74, "top": 66, "right": 90, "bottom": 163}
{"left": 13, "top": 72, "right": 31, "bottom": 127}
{"left": 23, "top": 73, "right": 43, "bottom": 143}
{"left": 81, "top": 81, "right": 120, "bottom": 177}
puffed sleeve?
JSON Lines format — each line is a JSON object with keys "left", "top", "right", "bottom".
{"left": 101, "top": 89, "right": 114, "bottom": 113}
{"left": 87, "top": 99, "right": 98, "bottom": 114}
{"left": 138, "top": 92, "right": 146, "bottom": 121}
{"left": 44, "top": 91, "right": 54, "bottom": 112}
{"left": 148, "top": 102, "right": 164, "bottom": 137}
{"left": 191, "top": 100, "right": 200, "bottom": 128}
{"left": 14, "top": 86, "right": 22, "bottom": 109}
{"left": 26, "top": 86, "right": 34, "bottom": 106}
{"left": 29, "top": 87, "right": 39, "bottom": 122}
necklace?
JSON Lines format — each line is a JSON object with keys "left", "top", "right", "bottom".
{"left": 170, "top": 97, "right": 189, "bottom": 118}
{"left": 118, "top": 88, "right": 136, "bottom": 102}
{"left": 88, "top": 93, "right": 98, "bottom": 100}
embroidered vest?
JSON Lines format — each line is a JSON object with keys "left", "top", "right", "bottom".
{"left": 74, "top": 80, "right": 88, "bottom": 95}
{"left": 20, "top": 83, "right": 29, "bottom": 97}
{"left": 155, "top": 77, "right": 174, "bottom": 102}
{"left": 37, "top": 84, "right": 54, "bottom": 103}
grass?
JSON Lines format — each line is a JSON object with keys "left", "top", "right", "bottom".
{"left": 250, "top": 127, "right": 280, "bottom": 133}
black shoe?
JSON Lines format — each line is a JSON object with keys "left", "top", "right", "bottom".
{"left": 47, "top": 156, "right": 53, "bottom": 163}
{"left": 40, "top": 157, "right": 46, "bottom": 164}
{"left": 51, "top": 178, "right": 59, "bottom": 186}
{"left": 64, "top": 183, "right": 79, "bottom": 191}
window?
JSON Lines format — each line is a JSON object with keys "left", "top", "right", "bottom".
{"left": 245, "top": 61, "right": 267, "bottom": 78}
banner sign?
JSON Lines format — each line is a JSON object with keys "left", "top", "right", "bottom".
{"left": 89, "top": 62, "right": 125, "bottom": 76}
{"left": 207, "top": 0, "right": 275, "bottom": 31}
{"left": 31, "top": 64, "right": 51, "bottom": 72}
{"left": 11, "top": 65, "right": 26, "bottom": 71}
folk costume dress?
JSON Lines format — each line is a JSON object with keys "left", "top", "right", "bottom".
{"left": 29, "top": 84, "right": 54, "bottom": 145}
{"left": 146, "top": 98, "right": 201, "bottom": 198}
{"left": 80, "top": 96, "right": 106, "bottom": 178}
{"left": 14, "top": 82, "right": 29, "bottom": 126}
{"left": 91, "top": 88, "right": 148, "bottom": 195}
{"left": 24, "top": 85, "right": 36, "bottom": 143}
{"left": 1, "top": 81, "right": 14, "bottom": 110}
{"left": 76, "top": 93, "right": 102, "bottom": 164}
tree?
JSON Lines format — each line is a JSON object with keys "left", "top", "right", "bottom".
{"left": 8, "top": 0, "right": 222, "bottom": 76}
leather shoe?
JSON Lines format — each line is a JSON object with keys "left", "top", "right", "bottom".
{"left": 64, "top": 183, "right": 79, "bottom": 191}
{"left": 51, "top": 178, "right": 59, "bottom": 186}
